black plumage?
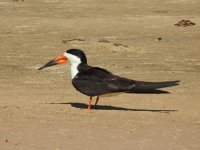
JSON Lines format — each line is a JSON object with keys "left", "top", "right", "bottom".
{"left": 72, "top": 62, "right": 179, "bottom": 96}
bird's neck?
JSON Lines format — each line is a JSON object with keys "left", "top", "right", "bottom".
{"left": 70, "top": 63, "right": 91, "bottom": 79}
{"left": 70, "top": 63, "right": 79, "bottom": 79}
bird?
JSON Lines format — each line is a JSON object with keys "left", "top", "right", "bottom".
{"left": 38, "top": 49, "right": 180, "bottom": 110}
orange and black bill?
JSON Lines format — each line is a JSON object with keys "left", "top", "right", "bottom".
{"left": 38, "top": 55, "right": 67, "bottom": 70}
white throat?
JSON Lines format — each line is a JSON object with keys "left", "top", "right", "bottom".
{"left": 64, "top": 52, "right": 81, "bottom": 79}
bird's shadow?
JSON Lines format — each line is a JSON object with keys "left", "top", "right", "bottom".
{"left": 48, "top": 102, "right": 178, "bottom": 113}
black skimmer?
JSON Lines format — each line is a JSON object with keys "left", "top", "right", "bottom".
{"left": 39, "top": 49, "right": 180, "bottom": 110}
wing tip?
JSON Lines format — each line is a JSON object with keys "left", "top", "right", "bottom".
{"left": 171, "top": 80, "right": 180, "bottom": 86}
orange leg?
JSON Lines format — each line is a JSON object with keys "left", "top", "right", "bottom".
{"left": 94, "top": 96, "right": 99, "bottom": 106}
{"left": 87, "top": 97, "right": 92, "bottom": 110}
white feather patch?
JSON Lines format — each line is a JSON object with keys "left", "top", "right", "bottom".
{"left": 64, "top": 52, "right": 81, "bottom": 79}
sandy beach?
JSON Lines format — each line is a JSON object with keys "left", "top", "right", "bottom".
{"left": 0, "top": 0, "right": 200, "bottom": 149}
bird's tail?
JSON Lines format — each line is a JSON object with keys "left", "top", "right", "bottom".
{"left": 128, "top": 80, "right": 180, "bottom": 93}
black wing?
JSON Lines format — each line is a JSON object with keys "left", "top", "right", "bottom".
{"left": 72, "top": 66, "right": 180, "bottom": 96}
{"left": 128, "top": 80, "right": 180, "bottom": 93}
{"left": 72, "top": 67, "right": 136, "bottom": 96}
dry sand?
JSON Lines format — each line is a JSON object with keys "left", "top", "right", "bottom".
{"left": 0, "top": 0, "right": 200, "bottom": 149}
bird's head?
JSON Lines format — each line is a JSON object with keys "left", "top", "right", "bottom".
{"left": 38, "top": 49, "right": 87, "bottom": 70}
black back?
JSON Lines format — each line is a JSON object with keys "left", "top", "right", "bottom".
{"left": 68, "top": 49, "right": 180, "bottom": 96}
{"left": 72, "top": 66, "right": 136, "bottom": 96}
{"left": 66, "top": 49, "right": 87, "bottom": 64}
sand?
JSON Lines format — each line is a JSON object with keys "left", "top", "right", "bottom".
{"left": 0, "top": 0, "right": 200, "bottom": 149}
